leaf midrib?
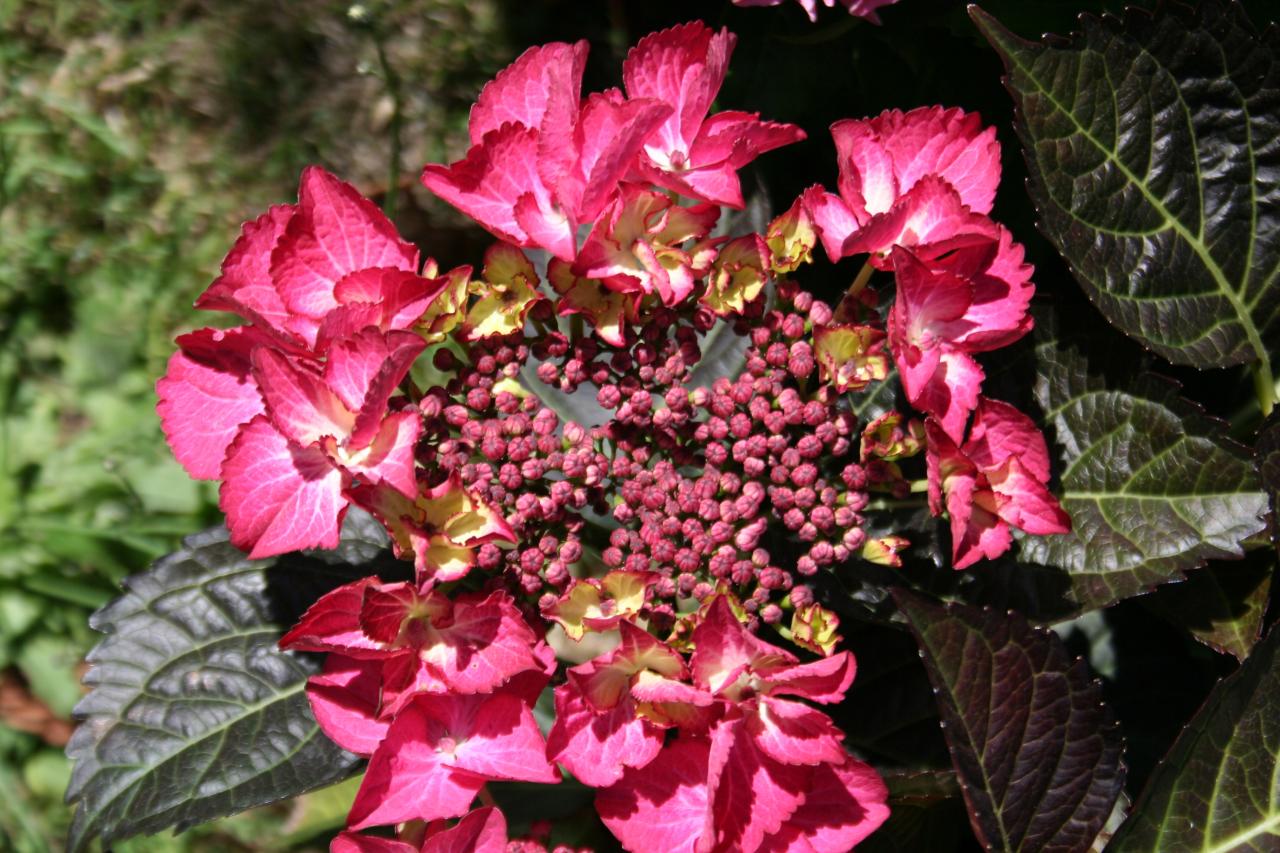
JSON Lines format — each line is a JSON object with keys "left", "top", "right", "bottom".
{"left": 1000, "top": 25, "right": 1270, "bottom": 368}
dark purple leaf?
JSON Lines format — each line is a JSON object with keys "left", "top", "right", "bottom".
{"left": 894, "top": 590, "right": 1125, "bottom": 852}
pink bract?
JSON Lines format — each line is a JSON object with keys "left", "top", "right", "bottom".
{"left": 926, "top": 396, "right": 1071, "bottom": 568}
{"left": 623, "top": 22, "right": 805, "bottom": 207}
{"left": 804, "top": 106, "right": 1000, "bottom": 262}
{"left": 887, "top": 241, "right": 1033, "bottom": 442}
{"left": 422, "top": 42, "right": 670, "bottom": 261}
{"left": 733, "top": 0, "right": 902, "bottom": 25}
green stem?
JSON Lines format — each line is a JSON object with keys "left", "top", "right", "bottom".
{"left": 847, "top": 258, "right": 876, "bottom": 300}
{"left": 1253, "top": 358, "right": 1275, "bottom": 418}
{"left": 372, "top": 29, "right": 403, "bottom": 220}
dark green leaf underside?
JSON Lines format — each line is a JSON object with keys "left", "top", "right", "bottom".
{"left": 64, "top": 510, "right": 400, "bottom": 852}
{"left": 894, "top": 591, "right": 1125, "bottom": 853}
{"left": 973, "top": 1, "right": 1280, "bottom": 370}
{"left": 1023, "top": 322, "right": 1267, "bottom": 610}
{"left": 1109, "top": 623, "right": 1280, "bottom": 851}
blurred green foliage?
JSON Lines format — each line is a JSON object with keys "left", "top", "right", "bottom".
{"left": 0, "top": 0, "right": 506, "bottom": 847}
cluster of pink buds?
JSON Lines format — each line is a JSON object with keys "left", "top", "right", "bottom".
{"left": 157, "top": 18, "right": 1067, "bottom": 853}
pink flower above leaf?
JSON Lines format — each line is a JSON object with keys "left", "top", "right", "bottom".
{"left": 623, "top": 22, "right": 805, "bottom": 207}
{"left": 887, "top": 240, "right": 1033, "bottom": 442}
{"left": 926, "top": 396, "right": 1071, "bottom": 569}
{"left": 733, "top": 0, "right": 902, "bottom": 25}
{"left": 348, "top": 691, "right": 557, "bottom": 830}
{"left": 422, "top": 42, "right": 670, "bottom": 261}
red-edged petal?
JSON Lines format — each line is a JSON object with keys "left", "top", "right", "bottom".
{"left": 156, "top": 327, "right": 266, "bottom": 480}
{"left": 909, "top": 349, "right": 984, "bottom": 446}
{"left": 424, "top": 591, "right": 542, "bottom": 694}
{"left": 596, "top": 738, "right": 713, "bottom": 853}
{"left": 272, "top": 167, "right": 418, "bottom": 329}
{"left": 831, "top": 117, "right": 897, "bottom": 220}
{"left": 990, "top": 456, "right": 1072, "bottom": 536}
{"left": 252, "top": 348, "right": 354, "bottom": 446}
{"left": 800, "top": 185, "right": 860, "bottom": 263}
{"left": 340, "top": 409, "right": 421, "bottom": 497}
{"left": 748, "top": 696, "right": 847, "bottom": 766}
{"left": 759, "top": 652, "right": 856, "bottom": 705}
{"left": 420, "top": 806, "right": 509, "bottom": 853}
{"left": 347, "top": 702, "right": 487, "bottom": 829}
{"left": 421, "top": 124, "right": 548, "bottom": 250}
{"left": 218, "top": 414, "right": 347, "bottom": 558}
{"left": 546, "top": 686, "right": 664, "bottom": 788}
{"left": 566, "top": 91, "right": 672, "bottom": 222}
{"left": 759, "top": 759, "right": 891, "bottom": 853}
{"left": 196, "top": 205, "right": 297, "bottom": 337}
{"left": 705, "top": 714, "right": 809, "bottom": 851}
{"left": 278, "top": 576, "right": 386, "bottom": 656}
{"left": 877, "top": 105, "right": 1001, "bottom": 215}
{"left": 305, "top": 654, "right": 389, "bottom": 755}
{"left": 690, "top": 596, "right": 796, "bottom": 695}
{"left": 469, "top": 41, "right": 587, "bottom": 144}
{"left": 331, "top": 832, "right": 418, "bottom": 853}
{"left": 844, "top": 176, "right": 991, "bottom": 261}
{"left": 964, "top": 396, "right": 1053, "bottom": 482}
{"left": 624, "top": 22, "right": 734, "bottom": 159}
{"left": 947, "top": 473, "right": 1012, "bottom": 570}
{"left": 436, "top": 692, "right": 559, "bottom": 784}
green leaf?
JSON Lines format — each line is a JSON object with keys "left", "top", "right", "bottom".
{"left": 1108, "top": 623, "right": 1280, "bottom": 851}
{"left": 971, "top": 2, "right": 1280, "bottom": 371}
{"left": 64, "top": 510, "right": 404, "bottom": 852}
{"left": 1144, "top": 558, "right": 1272, "bottom": 661}
{"left": 1023, "top": 321, "right": 1268, "bottom": 610}
{"left": 894, "top": 590, "right": 1125, "bottom": 853}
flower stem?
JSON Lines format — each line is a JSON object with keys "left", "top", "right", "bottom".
{"left": 1253, "top": 358, "right": 1276, "bottom": 418}
{"left": 847, "top": 258, "right": 876, "bottom": 300}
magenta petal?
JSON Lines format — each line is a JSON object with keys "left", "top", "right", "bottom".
{"left": 305, "top": 654, "right": 389, "bottom": 756}
{"left": 748, "top": 697, "right": 847, "bottom": 766}
{"left": 948, "top": 477, "right": 1013, "bottom": 570}
{"left": 157, "top": 327, "right": 266, "bottom": 480}
{"left": 420, "top": 806, "right": 509, "bottom": 853}
{"left": 623, "top": 22, "right": 734, "bottom": 157}
{"left": 879, "top": 106, "right": 1001, "bottom": 215}
{"left": 196, "top": 204, "right": 297, "bottom": 336}
{"left": 324, "top": 328, "right": 426, "bottom": 416}
{"left": 426, "top": 592, "right": 542, "bottom": 694}
{"left": 801, "top": 185, "right": 861, "bottom": 263}
{"left": 568, "top": 92, "right": 672, "bottom": 221}
{"left": 331, "top": 832, "right": 419, "bottom": 853}
{"left": 596, "top": 738, "right": 713, "bottom": 853}
{"left": 760, "top": 759, "right": 891, "bottom": 853}
{"left": 964, "top": 396, "right": 1054, "bottom": 482}
{"left": 347, "top": 702, "right": 486, "bottom": 829}
{"left": 343, "top": 410, "right": 421, "bottom": 498}
{"left": 272, "top": 167, "right": 418, "bottom": 327}
{"left": 421, "top": 124, "right": 548, "bottom": 249}
{"left": 831, "top": 117, "right": 898, "bottom": 219}
{"left": 760, "top": 652, "right": 856, "bottom": 705}
{"left": 690, "top": 596, "right": 797, "bottom": 694}
{"left": 469, "top": 40, "right": 587, "bottom": 144}
{"left": 706, "top": 714, "right": 809, "bottom": 851}
{"left": 278, "top": 576, "right": 386, "bottom": 656}
{"left": 546, "top": 685, "right": 663, "bottom": 787}
{"left": 439, "top": 692, "right": 559, "bottom": 783}
{"left": 990, "top": 456, "right": 1072, "bottom": 536}
{"left": 218, "top": 415, "right": 347, "bottom": 558}
{"left": 252, "top": 348, "right": 354, "bottom": 446}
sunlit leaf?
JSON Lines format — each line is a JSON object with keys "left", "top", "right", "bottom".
{"left": 973, "top": 2, "right": 1280, "bottom": 371}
